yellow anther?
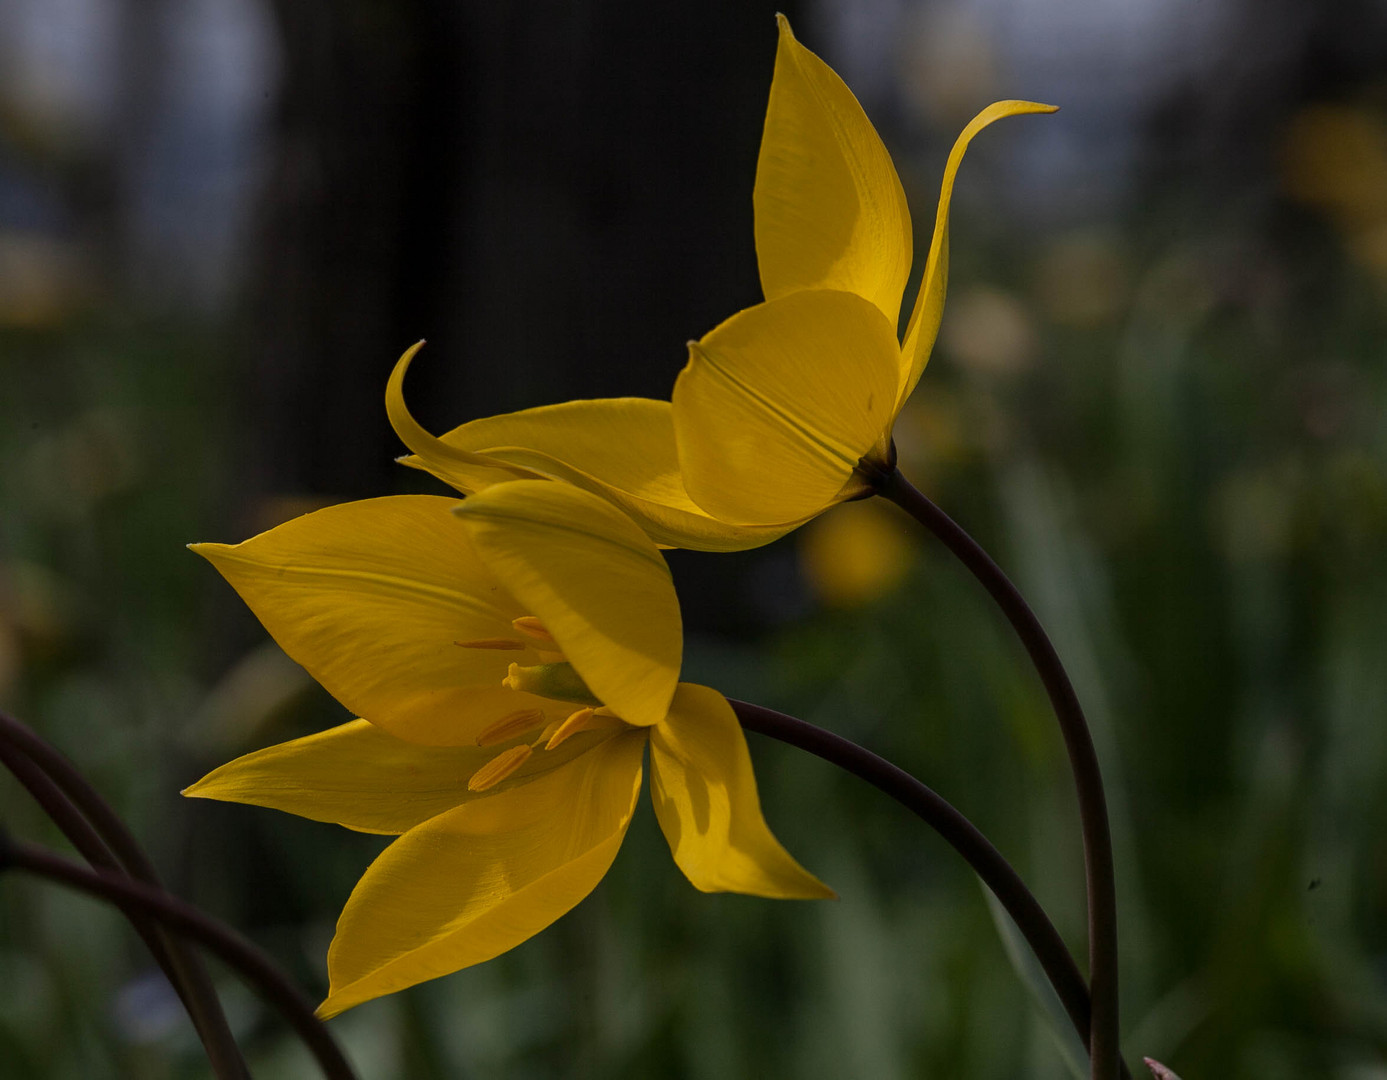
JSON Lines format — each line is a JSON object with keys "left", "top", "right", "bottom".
{"left": 454, "top": 637, "right": 527, "bottom": 650}
{"left": 534, "top": 720, "right": 562, "bottom": 746}
{"left": 474, "top": 709, "right": 546, "bottom": 747}
{"left": 467, "top": 745, "right": 533, "bottom": 792}
{"left": 545, "top": 707, "right": 596, "bottom": 750}
{"left": 511, "top": 616, "right": 556, "bottom": 645}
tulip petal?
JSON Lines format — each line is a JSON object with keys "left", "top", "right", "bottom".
{"left": 182, "top": 718, "right": 621, "bottom": 834}
{"left": 898, "top": 100, "right": 1057, "bottom": 407}
{"left": 319, "top": 729, "right": 646, "bottom": 1016}
{"left": 673, "top": 289, "right": 900, "bottom": 526}
{"left": 192, "top": 496, "right": 564, "bottom": 745}
{"left": 390, "top": 354, "right": 790, "bottom": 552}
{"left": 455, "top": 482, "right": 681, "bottom": 728}
{"left": 385, "top": 341, "right": 544, "bottom": 490}
{"left": 649, "top": 684, "right": 834, "bottom": 899}
{"left": 755, "top": 15, "right": 912, "bottom": 332}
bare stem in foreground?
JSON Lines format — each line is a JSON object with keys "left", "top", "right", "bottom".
{"left": 0, "top": 836, "right": 358, "bottom": 1080}
{"left": 0, "top": 711, "right": 247, "bottom": 1078}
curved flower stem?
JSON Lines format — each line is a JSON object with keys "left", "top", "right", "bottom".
{"left": 733, "top": 699, "right": 1130, "bottom": 1080}
{"left": 0, "top": 836, "right": 358, "bottom": 1080}
{"left": 876, "top": 468, "right": 1122, "bottom": 1080}
{"left": 0, "top": 742, "right": 247, "bottom": 1079}
{"left": 0, "top": 712, "right": 247, "bottom": 1079}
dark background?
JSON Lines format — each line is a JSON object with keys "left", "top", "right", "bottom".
{"left": 2, "top": 1, "right": 1387, "bottom": 1076}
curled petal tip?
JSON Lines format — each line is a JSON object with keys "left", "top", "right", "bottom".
{"left": 385, "top": 342, "right": 535, "bottom": 482}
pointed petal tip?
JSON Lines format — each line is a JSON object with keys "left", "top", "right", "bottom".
{"left": 1003, "top": 99, "right": 1058, "bottom": 115}
{"left": 180, "top": 775, "right": 216, "bottom": 799}
{"left": 797, "top": 875, "right": 839, "bottom": 901}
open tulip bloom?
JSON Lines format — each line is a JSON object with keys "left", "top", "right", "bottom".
{"left": 185, "top": 481, "right": 830, "bottom": 1016}
{"left": 382, "top": 16, "right": 1053, "bottom": 546}
{"left": 672, "top": 17, "right": 1054, "bottom": 527}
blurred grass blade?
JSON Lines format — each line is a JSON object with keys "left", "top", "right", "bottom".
{"left": 982, "top": 886, "right": 1088, "bottom": 1078}
{"left": 1142, "top": 1059, "right": 1181, "bottom": 1079}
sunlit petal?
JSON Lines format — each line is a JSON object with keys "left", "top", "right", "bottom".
{"left": 455, "top": 482, "right": 681, "bottom": 728}
{"left": 649, "top": 684, "right": 834, "bottom": 899}
{"left": 755, "top": 15, "right": 912, "bottom": 332}
{"left": 898, "top": 100, "right": 1057, "bottom": 407}
{"left": 400, "top": 392, "right": 792, "bottom": 552}
{"left": 191, "top": 496, "right": 558, "bottom": 745}
{"left": 319, "top": 730, "right": 646, "bottom": 1016}
{"left": 673, "top": 289, "right": 900, "bottom": 525}
{"left": 181, "top": 719, "right": 623, "bottom": 834}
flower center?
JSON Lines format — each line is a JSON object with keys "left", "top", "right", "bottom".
{"left": 455, "top": 615, "right": 626, "bottom": 792}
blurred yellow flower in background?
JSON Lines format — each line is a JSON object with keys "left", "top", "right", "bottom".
{"left": 184, "top": 481, "right": 830, "bottom": 1016}
{"left": 799, "top": 499, "right": 914, "bottom": 608}
{"left": 1282, "top": 103, "right": 1387, "bottom": 279}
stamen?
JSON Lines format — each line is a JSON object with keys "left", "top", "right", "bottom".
{"left": 545, "top": 707, "right": 597, "bottom": 749}
{"left": 534, "top": 720, "right": 562, "bottom": 746}
{"left": 475, "top": 709, "right": 546, "bottom": 747}
{"left": 512, "top": 616, "right": 556, "bottom": 645}
{"left": 467, "top": 745, "right": 533, "bottom": 792}
{"left": 455, "top": 637, "right": 527, "bottom": 650}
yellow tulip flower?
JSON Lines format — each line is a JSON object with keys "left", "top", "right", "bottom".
{"left": 384, "top": 18, "right": 1052, "bottom": 545}
{"left": 671, "top": 17, "right": 1055, "bottom": 527}
{"left": 184, "top": 481, "right": 830, "bottom": 1016}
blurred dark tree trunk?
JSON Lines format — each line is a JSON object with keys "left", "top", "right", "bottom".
{"left": 247, "top": 0, "right": 457, "bottom": 497}
{"left": 244, "top": 0, "right": 797, "bottom": 501}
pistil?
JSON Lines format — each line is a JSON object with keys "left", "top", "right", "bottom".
{"left": 503, "top": 662, "right": 601, "bottom": 706}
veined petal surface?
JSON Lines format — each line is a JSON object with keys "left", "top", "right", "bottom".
{"left": 183, "top": 719, "right": 621, "bottom": 835}
{"left": 898, "top": 100, "right": 1057, "bottom": 407}
{"left": 455, "top": 482, "right": 681, "bottom": 728}
{"left": 755, "top": 15, "right": 912, "bottom": 331}
{"left": 649, "top": 683, "right": 833, "bottom": 899}
{"left": 397, "top": 387, "right": 791, "bottom": 552}
{"left": 673, "top": 289, "right": 900, "bottom": 526}
{"left": 192, "top": 496, "right": 556, "bottom": 746}
{"left": 320, "top": 729, "right": 646, "bottom": 1016}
